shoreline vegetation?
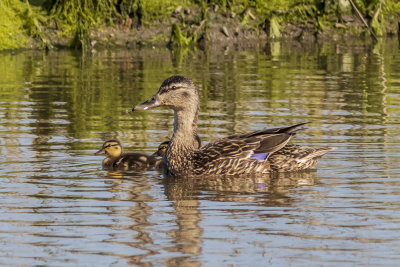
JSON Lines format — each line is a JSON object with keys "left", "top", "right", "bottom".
{"left": 1, "top": 0, "right": 399, "bottom": 51}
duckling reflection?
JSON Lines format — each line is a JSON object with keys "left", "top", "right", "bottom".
{"left": 95, "top": 139, "right": 157, "bottom": 171}
{"left": 98, "top": 171, "right": 157, "bottom": 266}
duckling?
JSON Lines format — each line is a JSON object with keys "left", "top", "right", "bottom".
{"left": 152, "top": 140, "right": 170, "bottom": 158}
{"left": 133, "top": 75, "right": 335, "bottom": 177}
{"left": 95, "top": 139, "right": 156, "bottom": 171}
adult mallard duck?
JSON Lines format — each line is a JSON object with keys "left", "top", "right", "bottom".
{"left": 95, "top": 139, "right": 157, "bottom": 171}
{"left": 132, "top": 75, "right": 334, "bottom": 177}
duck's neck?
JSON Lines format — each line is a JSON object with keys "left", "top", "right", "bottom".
{"left": 171, "top": 106, "right": 199, "bottom": 150}
{"left": 165, "top": 105, "right": 199, "bottom": 175}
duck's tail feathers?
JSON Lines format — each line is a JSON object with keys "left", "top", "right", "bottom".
{"left": 295, "top": 146, "right": 336, "bottom": 162}
{"left": 308, "top": 146, "right": 336, "bottom": 159}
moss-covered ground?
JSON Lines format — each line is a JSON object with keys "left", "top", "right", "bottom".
{"left": 0, "top": 0, "right": 399, "bottom": 50}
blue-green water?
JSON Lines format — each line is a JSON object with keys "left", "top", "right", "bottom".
{"left": 1, "top": 39, "right": 400, "bottom": 266}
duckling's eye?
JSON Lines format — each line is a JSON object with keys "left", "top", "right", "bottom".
{"left": 171, "top": 86, "right": 177, "bottom": 90}
{"left": 105, "top": 144, "right": 118, "bottom": 149}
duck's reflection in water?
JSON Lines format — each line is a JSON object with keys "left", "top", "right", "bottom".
{"left": 102, "top": 170, "right": 318, "bottom": 266}
{"left": 160, "top": 171, "right": 319, "bottom": 267}
{"left": 163, "top": 170, "right": 318, "bottom": 202}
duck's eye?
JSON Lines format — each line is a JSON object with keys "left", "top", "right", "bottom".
{"left": 171, "top": 86, "right": 177, "bottom": 90}
{"left": 105, "top": 144, "right": 118, "bottom": 149}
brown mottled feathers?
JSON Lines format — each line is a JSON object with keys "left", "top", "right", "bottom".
{"left": 268, "top": 144, "right": 335, "bottom": 172}
{"left": 191, "top": 136, "right": 334, "bottom": 175}
{"left": 154, "top": 135, "right": 202, "bottom": 170}
{"left": 182, "top": 124, "right": 300, "bottom": 175}
{"left": 201, "top": 123, "right": 307, "bottom": 161}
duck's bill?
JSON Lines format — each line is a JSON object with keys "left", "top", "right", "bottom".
{"left": 94, "top": 148, "right": 105, "bottom": 155}
{"left": 132, "top": 95, "right": 161, "bottom": 111}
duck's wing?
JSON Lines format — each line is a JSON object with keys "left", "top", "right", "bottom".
{"left": 197, "top": 123, "right": 307, "bottom": 161}
{"left": 225, "top": 122, "right": 307, "bottom": 140}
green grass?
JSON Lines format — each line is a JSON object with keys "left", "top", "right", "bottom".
{"left": 0, "top": 0, "right": 29, "bottom": 49}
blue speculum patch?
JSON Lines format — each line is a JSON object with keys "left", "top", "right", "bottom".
{"left": 251, "top": 152, "right": 269, "bottom": 160}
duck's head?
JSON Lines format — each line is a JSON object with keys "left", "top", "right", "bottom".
{"left": 133, "top": 75, "right": 199, "bottom": 112}
{"left": 95, "top": 140, "right": 123, "bottom": 158}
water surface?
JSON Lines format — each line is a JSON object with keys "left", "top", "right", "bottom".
{"left": 1, "top": 39, "right": 400, "bottom": 266}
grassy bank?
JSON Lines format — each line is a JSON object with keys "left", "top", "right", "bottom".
{"left": 0, "top": 0, "right": 30, "bottom": 49}
{"left": 1, "top": 0, "right": 399, "bottom": 50}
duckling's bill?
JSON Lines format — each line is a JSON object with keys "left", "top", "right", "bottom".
{"left": 94, "top": 148, "right": 106, "bottom": 155}
{"left": 132, "top": 94, "right": 161, "bottom": 111}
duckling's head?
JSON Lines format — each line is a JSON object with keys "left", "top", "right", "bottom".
{"left": 154, "top": 141, "right": 170, "bottom": 157}
{"left": 94, "top": 140, "right": 123, "bottom": 159}
{"left": 133, "top": 75, "right": 199, "bottom": 112}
